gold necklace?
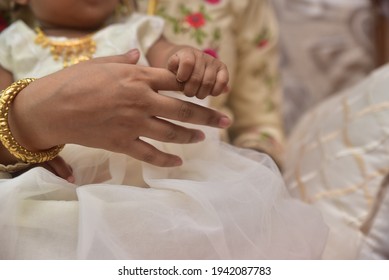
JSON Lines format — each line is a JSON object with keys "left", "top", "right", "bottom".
{"left": 34, "top": 27, "right": 97, "bottom": 68}
{"left": 147, "top": 0, "right": 158, "bottom": 15}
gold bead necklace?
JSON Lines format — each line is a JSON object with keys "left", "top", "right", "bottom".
{"left": 34, "top": 27, "right": 97, "bottom": 68}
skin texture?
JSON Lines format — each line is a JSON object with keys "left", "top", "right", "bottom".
{"left": 0, "top": 0, "right": 229, "bottom": 181}
{"left": 1, "top": 51, "right": 231, "bottom": 179}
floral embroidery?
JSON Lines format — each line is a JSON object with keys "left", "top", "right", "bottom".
{"left": 205, "top": 0, "right": 221, "bottom": 4}
{"left": 185, "top": 12, "right": 205, "bottom": 28}
{"left": 202, "top": 27, "right": 221, "bottom": 57}
{"left": 259, "top": 131, "right": 272, "bottom": 142}
{"left": 203, "top": 48, "right": 218, "bottom": 58}
{"left": 157, "top": 4, "right": 213, "bottom": 45}
{"left": 157, "top": 2, "right": 223, "bottom": 57}
{"left": 258, "top": 131, "right": 283, "bottom": 152}
{"left": 252, "top": 27, "right": 279, "bottom": 114}
{"left": 251, "top": 61, "right": 278, "bottom": 113}
{"left": 255, "top": 28, "right": 270, "bottom": 49}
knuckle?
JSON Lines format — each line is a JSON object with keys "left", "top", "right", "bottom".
{"left": 137, "top": 67, "right": 148, "bottom": 77}
{"left": 120, "top": 88, "right": 151, "bottom": 110}
{"left": 207, "top": 114, "right": 219, "bottom": 127}
{"left": 166, "top": 129, "right": 178, "bottom": 141}
{"left": 178, "top": 103, "right": 193, "bottom": 121}
{"left": 195, "top": 49, "right": 204, "bottom": 58}
{"left": 202, "top": 80, "right": 214, "bottom": 91}
{"left": 189, "top": 73, "right": 202, "bottom": 84}
{"left": 219, "top": 61, "right": 227, "bottom": 69}
{"left": 131, "top": 98, "right": 150, "bottom": 110}
{"left": 142, "top": 152, "right": 156, "bottom": 164}
{"left": 181, "top": 55, "right": 194, "bottom": 67}
{"left": 167, "top": 56, "right": 179, "bottom": 71}
{"left": 110, "top": 136, "right": 129, "bottom": 150}
{"left": 128, "top": 68, "right": 149, "bottom": 84}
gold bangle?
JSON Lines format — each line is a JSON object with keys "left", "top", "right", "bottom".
{"left": 0, "top": 78, "right": 64, "bottom": 163}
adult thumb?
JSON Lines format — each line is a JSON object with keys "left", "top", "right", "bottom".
{"left": 91, "top": 49, "right": 141, "bottom": 65}
{"left": 124, "top": 49, "right": 141, "bottom": 64}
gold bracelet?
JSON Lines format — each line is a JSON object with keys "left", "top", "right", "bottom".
{"left": 0, "top": 78, "right": 64, "bottom": 163}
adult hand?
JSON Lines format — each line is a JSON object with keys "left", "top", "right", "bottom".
{"left": 8, "top": 49, "right": 231, "bottom": 167}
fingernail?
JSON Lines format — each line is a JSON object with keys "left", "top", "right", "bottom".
{"left": 193, "top": 131, "right": 205, "bottom": 142}
{"left": 173, "top": 157, "right": 183, "bottom": 166}
{"left": 219, "top": 116, "right": 231, "bottom": 128}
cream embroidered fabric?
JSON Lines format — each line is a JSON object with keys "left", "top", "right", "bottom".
{"left": 359, "top": 174, "right": 389, "bottom": 259}
{"left": 284, "top": 65, "right": 389, "bottom": 259}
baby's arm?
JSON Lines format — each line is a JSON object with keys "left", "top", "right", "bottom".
{"left": 0, "top": 66, "right": 74, "bottom": 182}
{"left": 146, "top": 36, "right": 229, "bottom": 99}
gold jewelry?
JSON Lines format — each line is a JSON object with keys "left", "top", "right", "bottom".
{"left": 147, "top": 0, "right": 158, "bottom": 15}
{"left": 34, "top": 27, "right": 96, "bottom": 68}
{"left": 0, "top": 78, "right": 65, "bottom": 163}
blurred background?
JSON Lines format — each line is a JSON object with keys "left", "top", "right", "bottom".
{"left": 274, "top": 0, "right": 378, "bottom": 133}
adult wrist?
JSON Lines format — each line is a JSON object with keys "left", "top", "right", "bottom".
{"left": 0, "top": 78, "right": 65, "bottom": 163}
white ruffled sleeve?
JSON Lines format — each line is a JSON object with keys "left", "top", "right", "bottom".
{"left": 130, "top": 13, "right": 165, "bottom": 55}
{"left": 0, "top": 25, "right": 13, "bottom": 72}
{"left": 94, "top": 13, "right": 165, "bottom": 64}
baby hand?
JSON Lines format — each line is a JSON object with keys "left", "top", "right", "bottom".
{"left": 167, "top": 47, "right": 229, "bottom": 99}
{"left": 41, "top": 156, "right": 74, "bottom": 183}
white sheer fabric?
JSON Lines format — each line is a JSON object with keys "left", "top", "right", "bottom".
{"left": 1, "top": 129, "right": 328, "bottom": 259}
{"left": 0, "top": 13, "right": 328, "bottom": 259}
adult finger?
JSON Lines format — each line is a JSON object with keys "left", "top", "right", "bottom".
{"left": 124, "top": 138, "right": 183, "bottom": 167}
{"left": 89, "top": 49, "right": 141, "bottom": 65}
{"left": 89, "top": 50, "right": 184, "bottom": 93}
{"left": 42, "top": 156, "right": 75, "bottom": 183}
{"left": 142, "top": 67, "right": 183, "bottom": 92}
{"left": 151, "top": 94, "right": 231, "bottom": 129}
{"left": 141, "top": 117, "right": 205, "bottom": 144}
